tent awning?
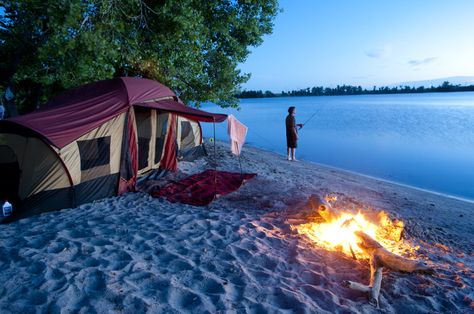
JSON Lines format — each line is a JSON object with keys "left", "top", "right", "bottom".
{"left": 136, "top": 99, "right": 227, "bottom": 123}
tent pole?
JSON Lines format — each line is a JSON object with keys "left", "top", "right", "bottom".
{"left": 213, "top": 119, "right": 217, "bottom": 170}
{"left": 213, "top": 118, "right": 217, "bottom": 201}
{"left": 238, "top": 152, "right": 243, "bottom": 176}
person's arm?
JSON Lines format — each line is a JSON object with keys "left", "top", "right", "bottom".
{"left": 291, "top": 117, "right": 299, "bottom": 137}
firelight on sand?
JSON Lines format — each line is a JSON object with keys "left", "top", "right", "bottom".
{"left": 292, "top": 198, "right": 413, "bottom": 259}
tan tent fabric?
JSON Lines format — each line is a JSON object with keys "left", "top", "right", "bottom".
{"left": 60, "top": 113, "right": 125, "bottom": 184}
{"left": 0, "top": 133, "right": 70, "bottom": 198}
{"left": 59, "top": 142, "right": 81, "bottom": 186}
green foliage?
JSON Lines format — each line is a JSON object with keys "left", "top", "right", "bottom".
{"left": 0, "top": 0, "right": 279, "bottom": 113}
{"left": 238, "top": 82, "right": 474, "bottom": 98}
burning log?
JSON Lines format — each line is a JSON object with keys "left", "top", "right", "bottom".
{"left": 341, "top": 260, "right": 384, "bottom": 306}
{"left": 307, "top": 194, "right": 339, "bottom": 222}
{"left": 369, "top": 263, "right": 383, "bottom": 307}
{"left": 355, "top": 231, "right": 433, "bottom": 274}
{"left": 342, "top": 231, "right": 433, "bottom": 307}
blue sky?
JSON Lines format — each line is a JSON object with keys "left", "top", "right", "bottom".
{"left": 240, "top": 0, "right": 474, "bottom": 92}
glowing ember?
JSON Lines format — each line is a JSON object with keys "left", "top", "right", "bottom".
{"left": 292, "top": 205, "right": 413, "bottom": 259}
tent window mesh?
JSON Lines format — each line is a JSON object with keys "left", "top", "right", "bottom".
{"left": 154, "top": 113, "right": 168, "bottom": 164}
{"left": 136, "top": 109, "right": 152, "bottom": 170}
{"left": 180, "top": 121, "right": 192, "bottom": 142}
{"left": 78, "top": 137, "right": 111, "bottom": 170}
{"left": 179, "top": 120, "right": 197, "bottom": 150}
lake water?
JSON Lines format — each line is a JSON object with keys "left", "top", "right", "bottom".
{"left": 200, "top": 93, "right": 474, "bottom": 202}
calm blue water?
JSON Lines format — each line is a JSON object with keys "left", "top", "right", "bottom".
{"left": 201, "top": 93, "right": 474, "bottom": 202}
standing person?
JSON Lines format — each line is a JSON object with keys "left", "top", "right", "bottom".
{"left": 285, "top": 106, "right": 303, "bottom": 161}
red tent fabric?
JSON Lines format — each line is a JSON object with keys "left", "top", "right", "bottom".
{"left": 6, "top": 77, "right": 227, "bottom": 148}
{"left": 136, "top": 99, "right": 227, "bottom": 123}
{"left": 153, "top": 170, "right": 257, "bottom": 206}
{"left": 160, "top": 113, "right": 178, "bottom": 171}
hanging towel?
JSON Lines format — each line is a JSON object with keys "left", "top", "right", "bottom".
{"left": 227, "top": 114, "right": 248, "bottom": 155}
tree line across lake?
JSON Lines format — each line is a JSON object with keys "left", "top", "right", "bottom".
{"left": 237, "top": 81, "right": 474, "bottom": 98}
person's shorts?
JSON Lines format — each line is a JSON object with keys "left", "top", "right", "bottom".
{"left": 286, "top": 134, "right": 297, "bottom": 148}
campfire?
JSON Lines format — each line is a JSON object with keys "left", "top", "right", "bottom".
{"left": 291, "top": 195, "right": 433, "bottom": 307}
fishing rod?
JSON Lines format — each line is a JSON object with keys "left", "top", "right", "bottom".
{"left": 302, "top": 111, "right": 318, "bottom": 126}
{"left": 298, "top": 107, "right": 322, "bottom": 130}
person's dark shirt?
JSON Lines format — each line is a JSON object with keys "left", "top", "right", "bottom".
{"left": 286, "top": 114, "right": 296, "bottom": 137}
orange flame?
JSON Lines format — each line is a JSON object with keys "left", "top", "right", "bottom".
{"left": 292, "top": 205, "right": 412, "bottom": 259}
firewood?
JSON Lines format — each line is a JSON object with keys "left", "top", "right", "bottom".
{"left": 306, "top": 194, "right": 339, "bottom": 222}
{"left": 342, "top": 231, "right": 433, "bottom": 307}
{"left": 369, "top": 257, "right": 383, "bottom": 307}
{"left": 340, "top": 280, "right": 371, "bottom": 293}
{"left": 355, "top": 231, "right": 433, "bottom": 274}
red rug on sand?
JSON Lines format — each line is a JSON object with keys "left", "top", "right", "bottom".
{"left": 152, "top": 170, "right": 256, "bottom": 206}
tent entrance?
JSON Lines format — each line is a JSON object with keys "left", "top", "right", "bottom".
{"left": 135, "top": 107, "right": 153, "bottom": 173}
{"left": 0, "top": 145, "right": 20, "bottom": 207}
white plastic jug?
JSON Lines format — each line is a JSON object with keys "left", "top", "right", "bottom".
{"left": 2, "top": 201, "right": 12, "bottom": 217}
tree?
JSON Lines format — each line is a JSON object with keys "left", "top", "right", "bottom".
{"left": 0, "top": 0, "right": 279, "bottom": 114}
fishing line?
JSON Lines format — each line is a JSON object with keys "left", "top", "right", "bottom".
{"left": 299, "top": 106, "right": 324, "bottom": 130}
{"left": 302, "top": 111, "right": 319, "bottom": 126}
{"left": 250, "top": 129, "right": 280, "bottom": 151}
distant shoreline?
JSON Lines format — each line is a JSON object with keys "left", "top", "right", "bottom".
{"left": 237, "top": 81, "right": 474, "bottom": 98}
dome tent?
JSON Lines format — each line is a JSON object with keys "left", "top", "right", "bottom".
{"left": 0, "top": 77, "right": 226, "bottom": 221}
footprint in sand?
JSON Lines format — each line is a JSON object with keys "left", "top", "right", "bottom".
{"left": 46, "top": 238, "right": 68, "bottom": 253}
{"left": 27, "top": 261, "right": 46, "bottom": 275}
{"left": 249, "top": 253, "right": 278, "bottom": 272}
{"left": 168, "top": 287, "right": 203, "bottom": 311}
{"left": 135, "top": 230, "right": 157, "bottom": 241}
{"left": 2, "top": 236, "right": 26, "bottom": 248}
{"left": 43, "top": 268, "right": 67, "bottom": 292}
{"left": 83, "top": 257, "right": 101, "bottom": 267}
{"left": 299, "top": 269, "right": 326, "bottom": 286}
{"left": 131, "top": 238, "right": 152, "bottom": 252}
{"left": 174, "top": 246, "right": 189, "bottom": 256}
{"left": 28, "top": 234, "right": 56, "bottom": 249}
{"left": 141, "top": 276, "right": 170, "bottom": 301}
{"left": 89, "top": 237, "right": 112, "bottom": 246}
{"left": 64, "top": 229, "right": 89, "bottom": 239}
{"left": 230, "top": 245, "right": 252, "bottom": 262}
{"left": 299, "top": 285, "right": 338, "bottom": 312}
{"left": 157, "top": 251, "right": 178, "bottom": 264}
{"left": 105, "top": 250, "right": 132, "bottom": 270}
{"left": 25, "top": 290, "right": 48, "bottom": 306}
{"left": 169, "top": 259, "right": 194, "bottom": 271}
{"left": 122, "top": 295, "right": 148, "bottom": 313}
{"left": 271, "top": 287, "right": 306, "bottom": 311}
{"left": 81, "top": 269, "right": 106, "bottom": 293}
{"left": 250, "top": 269, "right": 271, "bottom": 284}
{"left": 201, "top": 277, "right": 225, "bottom": 294}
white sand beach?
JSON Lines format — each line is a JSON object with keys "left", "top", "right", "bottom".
{"left": 0, "top": 141, "right": 473, "bottom": 313}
